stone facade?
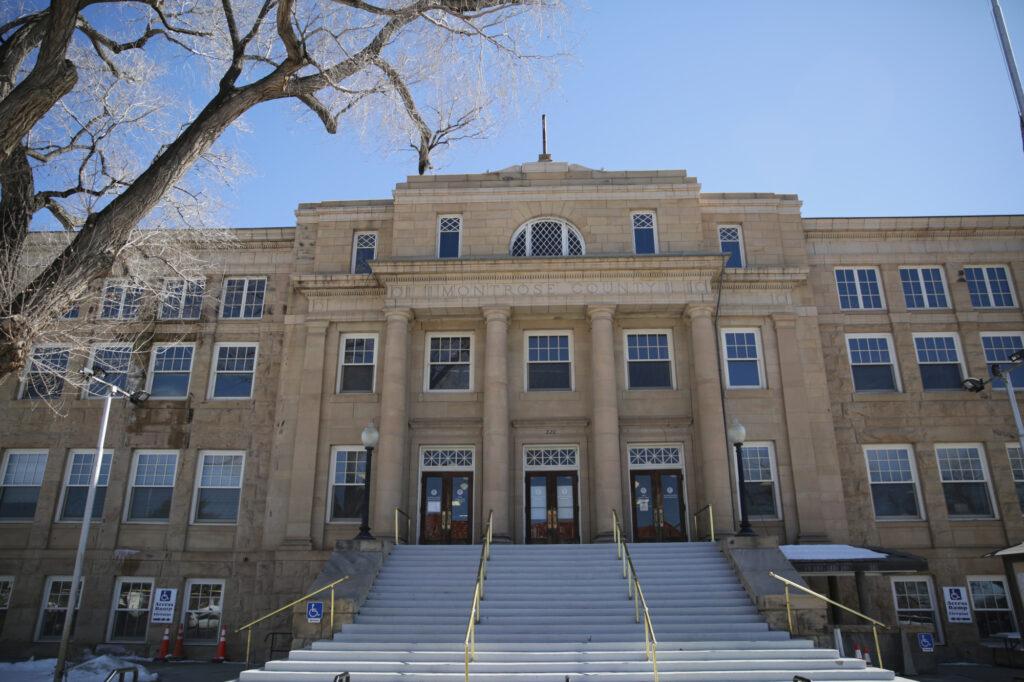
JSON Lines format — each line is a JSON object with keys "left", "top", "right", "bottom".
{"left": 0, "top": 160, "right": 1022, "bottom": 661}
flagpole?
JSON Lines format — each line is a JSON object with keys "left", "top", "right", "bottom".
{"left": 991, "top": 0, "right": 1024, "bottom": 150}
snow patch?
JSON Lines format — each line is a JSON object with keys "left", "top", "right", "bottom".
{"left": 0, "top": 655, "right": 157, "bottom": 682}
{"left": 780, "top": 544, "right": 888, "bottom": 561}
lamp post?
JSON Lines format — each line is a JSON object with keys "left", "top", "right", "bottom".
{"left": 356, "top": 421, "right": 379, "bottom": 540}
{"left": 53, "top": 369, "right": 148, "bottom": 682}
{"left": 728, "top": 417, "right": 755, "bottom": 537}
{"left": 962, "top": 349, "right": 1024, "bottom": 456}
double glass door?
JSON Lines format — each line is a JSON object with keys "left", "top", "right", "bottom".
{"left": 630, "top": 470, "right": 686, "bottom": 542}
{"left": 420, "top": 473, "right": 472, "bottom": 544}
{"left": 526, "top": 471, "right": 579, "bottom": 543}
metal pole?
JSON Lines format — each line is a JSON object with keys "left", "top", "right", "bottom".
{"left": 1003, "top": 370, "right": 1024, "bottom": 456}
{"left": 991, "top": 0, "right": 1024, "bottom": 150}
{"left": 734, "top": 442, "right": 755, "bottom": 536}
{"left": 356, "top": 445, "right": 374, "bottom": 540}
{"left": 54, "top": 391, "right": 113, "bottom": 682}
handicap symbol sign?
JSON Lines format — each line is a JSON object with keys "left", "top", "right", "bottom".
{"left": 917, "top": 633, "right": 934, "bottom": 653}
{"left": 159, "top": 589, "right": 173, "bottom": 602}
{"left": 306, "top": 601, "right": 324, "bottom": 624}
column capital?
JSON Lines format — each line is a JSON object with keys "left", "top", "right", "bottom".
{"left": 685, "top": 303, "right": 716, "bottom": 320}
{"left": 305, "top": 319, "right": 330, "bottom": 333}
{"left": 586, "top": 304, "right": 616, "bottom": 322}
{"left": 383, "top": 307, "right": 414, "bottom": 323}
{"left": 482, "top": 305, "right": 512, "bottom": 324}
{"left": 771, "top": 312, "right": 798, "bottom": 329}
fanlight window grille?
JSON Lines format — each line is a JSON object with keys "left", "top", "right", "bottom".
{"left": 628, "top": 447, "right": 682, "bottom": 467}
{"left": 421, "top": 449, "right": 474, "bottom": 469}
{"left": 510, "top": 219, "right": 585, "bottom": 257}
{"left": 525, "top": 447, "right": 578, "bottom": 468}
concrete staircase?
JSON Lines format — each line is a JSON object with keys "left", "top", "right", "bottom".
{"left": 239, "top": 542, "right": 895, "bottom": 681}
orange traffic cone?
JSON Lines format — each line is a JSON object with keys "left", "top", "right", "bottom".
{"left": 212, "top": 626, "right": 228, "bottom": 663}
{"left": 155, "top": 627, "right": 171, "bottom": 661}
{"left": 853, "top": 645, "right": 862, "bottom": 660}
{"left": 171, "top": 623, "right": 185, "bottom": 660}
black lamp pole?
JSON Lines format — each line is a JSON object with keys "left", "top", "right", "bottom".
{"left": 734, "top": 439, "right": 755, "bottom": 537}
{"left": 356, "top": 443, "right": 375, "bottom": 540}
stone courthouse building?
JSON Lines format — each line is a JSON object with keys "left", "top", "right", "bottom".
{"left": 1, "top": 156, "right": 1023, "bottom": 662}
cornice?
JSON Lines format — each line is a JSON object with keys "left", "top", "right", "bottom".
{"left": 511, "top": 417, "right": 591, "bottom": 429}
{"left": 720, "top": 267, "right": 809, "bottom": 290}
{"left": 803, "top": 227, "right": 1024, "bottom": 240}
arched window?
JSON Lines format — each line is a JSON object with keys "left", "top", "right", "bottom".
{"left": 510, "top": 218, "right": 585, "bottom": 257}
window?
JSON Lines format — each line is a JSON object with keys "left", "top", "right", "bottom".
{"left": 85, "top": 344, "right": 133, "bottom": 398}
{"left": 220, "top": 277, "right": 266, "bottom": 319}
{"left": 936, "top": 445, "right": 995, "bottom": 518}
{"left": 739, "top": 443, "right": 780, "bottom": 519}
{"left": 63, "top": 304, "right": 80, "bottom": 319}
{"left": 337, "top": 334, "right": 377, "bottom": 393}
{"left": 192, "top": 451, "right": 244, "bottom": 524}
{"left": 525, "top": 333, "right": 573, "bottom": 391}
{"left": 718, "top": 225, "right": 744, "bottom": 267}
{"left": 965, "top": 266, "right": 1017, "bottom": 308}
{"left": 126, "top": 451, "right": 177, "bottom": 522}
{"left": 835, "top": 268, "right": 885, "bottom": 310}
{"left": 209, "top": 343, "right": 258, "bottom": 399}
{"left": 864, "top": 447, "right": 922, "bottom": 519}
{"left": 107, "top": 578, "right": 153, "bottom": 642}
{"left": 632, "top": 212, "right": 657, "bottom": 255}
{"left": 721, "top": 329, "right": 764, "bottom": 389}
{"left": 147, "top": 344, "right": 194, "bottom": 399}
{"left": 100, "top": 280, "right": 142, "bottom": 320}
{"left": 0, "top": 451, "right": 47, "bottom": 520}
{"left": 351, "top": 232, "right": 378, "bottom": 274}
{"left": 58, "top": 450, "right": 112, "bottom": 521}
{"left": 846, "top": 334, "right": 901, "bottom": 392}
{"left": 981, "top": 333, "right": 1024, "bottom": 390}
{"left": 510, "top": 218, "right": 585, "bottom": 257}
{"left": 968, "top": 577, "right": 1017, "bottom": 638}
{"left": 625, "top": 331, "right": 674, "bottom": 389}
{"left": 426, "top": 334, "right": 473, "bottom": 391}
{"left": 20, "top": 346, "right": 69, "bottom": 400}
{"left": 437, "top": 215, "right": 462, "bottom": 258}
{"left": 160, "top": 279, "right": 204, "bottom": 320}
{"left": 0, "top": 577, "right": 11, "bottom": 634}
{"left": 183, "top": 580, "right": 224, "bottom": 643}
{"left": 329, "top": 448, "right": 366, "bottom": 521}
{"left": 1008, "top": 444, "right": 1024, "bottom": 514}
{"left": 899, "top": 267, "right": 949, "bottom": 309}
{"left": 891, "top": 577, "right": 943, "bottom": 643}
{"left": 913, "top": 334, "right": 965, "bottom": 391}
{"left": 36, "top": 576, "right": 82, "bottom": 641}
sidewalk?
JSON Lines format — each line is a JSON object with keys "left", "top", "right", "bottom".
{"left": 147, "top": 661, "right": 246, "bottom": 682}
{"left": 906, "top": 662, "right": 1024, "bottom": 682}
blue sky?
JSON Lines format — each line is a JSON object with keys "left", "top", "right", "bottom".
{"left": 225, "top": 0, "right": 1024, "bottom": 227}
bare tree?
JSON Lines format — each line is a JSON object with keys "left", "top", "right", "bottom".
{"left": 0, "top": 0, "right": 563, "bottom": 384}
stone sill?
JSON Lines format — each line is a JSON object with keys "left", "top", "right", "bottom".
{"left": 724, "top": 389, "right": 774, "bottom": 399}
{"left": 328, "top": 393, "right": 381, "bottom": 403}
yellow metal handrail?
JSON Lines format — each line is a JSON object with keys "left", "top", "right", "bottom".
{"left": 612, "top": 510, "right": 659, "bottom": 682}
{"left": 693, "top": 504, "right": 715, "bottom": 542}
{"left": 394, "top": 507, "right": 412, "bottom": 544}
{"left": 236, "top": 575, "right": 350, "bottom": 666}
{"left": 464, "top": 510, "right": 494, "bottom": 681}
{"left": 768, "top": 571, "right": 887, "bottom": 669}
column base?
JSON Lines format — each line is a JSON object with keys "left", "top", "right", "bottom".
{"left": 490, "top": 534, "right": 514, "bottom": 544}
{"left": 591, "top": 531, "right": 617, "bottom": 544}
{"left": 280, "top": 536, "right": 313, "bottom": 550}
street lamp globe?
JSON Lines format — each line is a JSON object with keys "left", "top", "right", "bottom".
{"left": 361, "top": 422, "right": 379, "bottom": 449}
{"left": 727, "top": 417, "right": 746, "bottom": 444}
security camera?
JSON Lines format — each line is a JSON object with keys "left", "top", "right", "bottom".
{"left": 961, "top": 377, "right": 986, "bottom": 393}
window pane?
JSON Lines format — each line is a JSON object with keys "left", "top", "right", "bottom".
{"left": 722, "top": 241, "right": 742, "bottom": 267}
{"left": 527, "top": 363, "right": 571, "bottom": 390}
{"left": 628, "top": 361, "right": 672, "bottom": 389}
{"left": 111, "top": 581, "right": 152, "bottom": 641}
{"left": 942, "top": 482, "right": 993, "bottom": 517}
{"left": 341, "top": 365, "right": 373, "bottom": 392}
{"left": 332, "top": 484, "right": 365, "bottom": 520}
{"left": 871, "top": 482, "right": 919, "bottom": 518}
{"left": 128, "top": 487, "right": 173, "bottom": 521}
{"left": 196, "top": 489, "right": 240, "bottom": 522}
{"left": 728, "top": 360, "right": 760, "bottom": 387}
{"left": 429, "top": 364, "right": 470, "bottom": 390}
{"left": 61, "top": 486, "right": 107, "bottom": 520}
{"left": 439, "top": 231, "right": 460, "bottom": 258}
{"left": 634, "top": 228, "right": 655, "bottom": 255}
{"left": 744, "top": 481, "right": 777, "bottom": 517}
{"left": 0, "top": 487, "right": 39, "bottom": 519}
{"left": 920, "top": 364, "right": 963, "bottom": 390}
{"left": 185, "top": 583, "right": 223, "bottom": 642}
{"left": 852, "top": 365, "right": 897, "bottom": 391}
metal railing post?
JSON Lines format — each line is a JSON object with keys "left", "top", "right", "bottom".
{"left": 785, "top": 584, "right": 793, "bottom": 633}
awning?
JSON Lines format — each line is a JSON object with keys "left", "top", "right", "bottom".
{"left": 780, "top": 544, "right": 928, "bottom": 575}
{"left": 984, "top": 542, "right": 1024, "bottom": 558}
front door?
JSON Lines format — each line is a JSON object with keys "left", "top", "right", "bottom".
{"left": 420, "top": 473, "right": 473, "bottom": 544}
{"left": 631, "top": 470, "right": 686, "bottom": 542}
{"left": 525, "top": 472, "right": 579, "bottom": 543}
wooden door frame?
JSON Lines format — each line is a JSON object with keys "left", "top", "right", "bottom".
{"left": 524, "top": 470, "right": 580, "bottom": 544}
{"left": 629, "top": 468, "right": 687, "bottom": 543}
{"left": 418, "top": 471, "right": 474, "bottom": 545}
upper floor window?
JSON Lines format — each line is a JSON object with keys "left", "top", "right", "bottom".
{"left": 100, "top": 280, "right": 142, "bottom": 320}
{"left": 899, "top": 267, "right": 948, "bottom": 309}
{"left": 913, "top": 333, "right": 965, "bottom": 391}
{"left": 718, "top": 225, "right": 744, "bottom": 267}
{"left": 0, "top": 450, "right": 47, "bottom": 521}
{"left": 981, "top": 333, "right": 1024, "bottom": 390}
{"left": 160, "top": 279, "right": 204, "bottom": 320}
{"left": 864, "top": 446, "right": 922, "bottom": 519}
{"left": 835, "top": 267, "right": 884, "bottom": 310}
{"left": 525, "top": 332, "right": 573, "bottom": 391}
{"left": 58, "top": 450, "right": 112, "bottom": 522}
{"left": 352, "top": 232, "right": 378, "bottom": 273}
{"left": 510, "top": 218, "right": 584, "bottom": 257}
{"left": 191, "top": 451, "right": 244, "bottom": 524}
{"left": 739, "top": 443, "right": 780, "bottom": 519}
{"left": 624, "top": 331, "right": 674, "bottom": 389}
{"left": 632, "top": 212, "right": 657, "bottom": 255}
{"left": 437, "top": 216, "right": 462, "bottom": 259}
{"left": 721, "top": 329, "right": 764, "bottom": 389}
{"left": 846, "top": 334, "right": 901, "bottom": 392}
{"left": 329, "top": 447, "right": 366, "bottom": 521}
{"left": 936, "top": 444, "right": 995, "bottom": 519}
{"left": 220, "top": 277, "right": 265, "bottom": 319}
{"left": 425, "top": 334, "right": 473, "bottom": 391}
{"left": 20, "top": 346, "right": 69, "bottom": 400}
{"left": 146, "top": 344, "right": 195, "bottom": 399}
{"left": 126, "top": 451, "right": 177, "bottom": 522}
{"left": 338, "top": 334, "right": 377, "bottom": 393}
{"left": 964, "top": 266, "right": 1017, "bottom": 308}
{"left": 209, "top": 343, "right": 258, "bottom": 399}
{"left": 85, "top": 344, "right": 133, "bottom": 398}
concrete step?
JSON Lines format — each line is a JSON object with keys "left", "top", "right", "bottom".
{"left": 291, "top": 648, "right": 840, "bottom": 662}
{"left": 241, "top": 668, "right": 895, "bottom": 681}
{"left": 311, "top": 640, "right": 818, "bottom": 652}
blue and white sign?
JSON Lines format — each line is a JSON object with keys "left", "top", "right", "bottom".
{"left": 306, "top": 601, "right": 324, "bottom": 624}
{"left": 943, "top": 587, "right": 972, "bottom": 624}
{"left": 151, "top": 588, "right": 176, "bottom": 624}
{"left": 917, "top": 633, "right": 934, "bottom": 653}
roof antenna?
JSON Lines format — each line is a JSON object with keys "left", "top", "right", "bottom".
{"left": 538, "top": 114, "right": 552, "bottom": 161}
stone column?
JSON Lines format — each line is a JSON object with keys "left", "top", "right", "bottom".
{"left": 373, "top": 308, "right": 414, "bottom": 532}
{"left": 686, "top": 303, "right": 736, "bottom": 535}
{"left": 284, "top": 320, "right": 329, "bottom": 547}
{"left": 588, "top": 304, "right": 623, "bottom": 541}
{"left": 482, "top": 306, "right": 512, "bottom": 542}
